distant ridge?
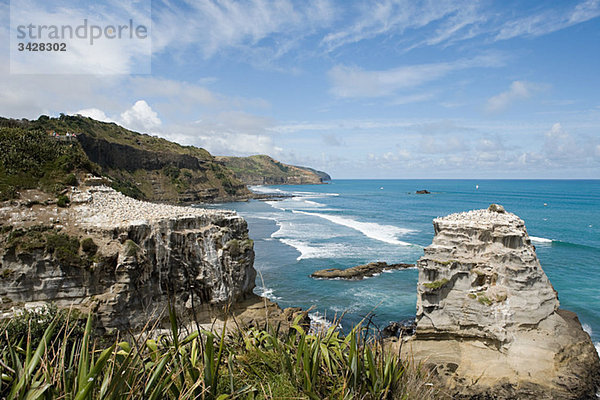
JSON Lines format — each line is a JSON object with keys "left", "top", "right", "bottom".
{"left": 216, "top": 154, "right": 331, "bottom": 185}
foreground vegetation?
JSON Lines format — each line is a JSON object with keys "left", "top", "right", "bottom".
{"left": 0, "top": 306, "right": 439, "bottom": 399}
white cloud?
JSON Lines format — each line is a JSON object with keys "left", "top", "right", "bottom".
{"left": 495, "top": 0, "right": 600, "bottom": 40}
{"left": 146, "top": 111, "right": 279, "bottom": 157}
{"left": 485, "top": 81, "right": 542, "bottom": 113}
{"left": 153, "top": 0, "right": 334, "bottom": 61}
{"left": 391, "top": 92, "right": 435, "bottom": 105}
{"left": 9, "top": 0, "right": 151, "bottom": 74}
{"left": 320, "top": 0, "right": 481, "bottom": 52}
{"left": 75, "top": 108, "right": 115, "bottom": 123}
{"left": 322, "top": 133, "right": 343, "bottom": 146}
{"left": 120, "top": 100, "right": 162, "bottom": 132}
{"left": 320, "top": 0, "right": 600, "bottom": 54}
{"left": 329, "top": 54, "right": 503, "bottom": 99}
{"left": 419, "top": 136, "right": 469, "bottom": 154}
{"left": 196, "top": 132, "right": 281, "bottom": 156}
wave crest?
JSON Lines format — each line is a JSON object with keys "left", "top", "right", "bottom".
{"left": 293, "top": 210, "right": 416, "bottom": 246}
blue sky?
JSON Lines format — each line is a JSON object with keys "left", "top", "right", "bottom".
{"left": 1, "top": 0, "right": 600, "bottom": 178}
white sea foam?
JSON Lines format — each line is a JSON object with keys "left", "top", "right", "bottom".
{"left": 271, "top": 219, "right": 341, "bottom": 241}
{"left": 249, "top": 185, "right": 288, "bottom": 194}
{"left": 291, "top": 191, "right": 339, "bottom": 197}
{"left": 595, "top": 342, "right": 600, "bottom": 357}
{"left": 303, "top": 200, "right": 326, "bottom": 207}
{"left": 256, "top": 286, "right": 281, "bottom": 301}
{"left": 293, "top": 210, "right": 416, "bottom": 246}
{"left": 278, "top": 238, "right": 351, "bottom": 260}
{"left": 309, "top": 312, "right": 335, "bottom": 333}
{"left": 265, "top": 201, "right": 287, "bottom": 211}
{"left": 530, "top": 236, "right": 553, "bottom": 243}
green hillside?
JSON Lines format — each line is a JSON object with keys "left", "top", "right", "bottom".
{"left": 217, "top": 154, "right": 331, "bottom": 185}
{"left": 0, "top": 115, "right": 251, "bottom": 203}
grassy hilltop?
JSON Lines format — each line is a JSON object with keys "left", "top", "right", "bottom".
{"left": 217, "top": 154, "right": 331, "bottom": 186}
{"left": 0, "top": 114, "right": 250, "bottom": 203}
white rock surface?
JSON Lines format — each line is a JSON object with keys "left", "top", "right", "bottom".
{"left": 398, "top": 205, "right": 600, "bottom": 399}
{"left": 416, "top": 206, "right": 559, "bottom": 342}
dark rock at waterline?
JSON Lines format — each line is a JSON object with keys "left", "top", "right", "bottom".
{"left": 416, "top": 190, "right": 430, "bottom": 194}
{"left": 310, "top": 262, "right": 414, "bottom": 280}
{"left": 381, "top": 318, "right": 416, "bottom": 339}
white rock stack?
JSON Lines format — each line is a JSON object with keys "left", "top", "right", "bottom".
{"left": 416, "top": 205, "right": 559, "bottom": 342}
{"left": 399, "top": 204, "right": 600, "bottom": 399}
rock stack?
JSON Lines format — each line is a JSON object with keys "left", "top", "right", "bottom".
{"left": 400, "top": 205, "right": 600, "bottom": 399}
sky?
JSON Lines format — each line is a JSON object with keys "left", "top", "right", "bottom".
{"left": 1, "top": 0, "right": 600, "bottom": 179}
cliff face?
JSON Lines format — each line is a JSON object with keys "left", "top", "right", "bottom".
{"left": 216, "top": 155, "right": 331, "bottom": 185}
{"left": 0, "top": 186, "right": 256, "bottom": 333}
{"left": 400, "top": 205, "right": 600, "bottom": 399}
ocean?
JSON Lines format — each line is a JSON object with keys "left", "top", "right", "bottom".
{"left": 204, "top": 179, "right": 600, "bottom": 353}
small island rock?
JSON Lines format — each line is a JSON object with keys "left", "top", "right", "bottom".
{"left": 311, "top": 262, "right": 414, "bottom": 280}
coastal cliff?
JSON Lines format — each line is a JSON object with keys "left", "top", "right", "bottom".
{"left": 216, "top": 154, "right": 331, "bottom": 185}
{"left": 398, "top": 205, "right": 600, "bottom": 399}
{"left": 0, "top": 115, "right": 252, "bottom": 203}
{"left": 0, "top": 185, "right": 256, "bottom": 333}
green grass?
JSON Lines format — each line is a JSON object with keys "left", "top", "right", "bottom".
{"left": 6, "top": 227, "right": 91, "bottom": 268}
{"left": 423, "top": 278, "right": 449, "bottom": 290}
{"left": 477, "top": 293, "right": 493, "bottom": 306}
{"left": 0, "top": 124, "right": 97, "bottom": 199}
{"left": 0, "top": 307, "right": 441, "bottom": 399}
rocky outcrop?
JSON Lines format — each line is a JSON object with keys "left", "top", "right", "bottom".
{"left": 216, "top": 155, "right": 330, "bottom": 185}
{"left": 77, "top": 134, "right": 208, "bottom": 172}
{"left": 311, "top": 262, "right": 413, "bottom": 280}
{"left": 0, "top": 186, "right": 256, "bottom": 333}
{"left": 397, "top": 205, "right": 600, "bottom": 399}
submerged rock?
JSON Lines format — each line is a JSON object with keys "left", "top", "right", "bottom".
{"left": 381, "top": 318, "right": 416, "bottom": 339}
{"left": 397, "top": 205, "right": 600, "bottom": 399}
{"left": 310, "top": 261, "right": 413, "bottom": 280}
{"left": 416, "top": 190, "right": 430, "bottom": 194}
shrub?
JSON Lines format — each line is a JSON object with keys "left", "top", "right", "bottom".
{"left": 0, "top": 304, "right": 84, "bottom": 349}
{"left": 477, "top": 293, "right": 493, "bottom": 306}
{"left": 45, "top": 233, "right": 83, "bottom": 267}
{"left": 57, "top": 194, "right": 70, "bottom": 207}
{"left": 65, "top": 173, "right": 78, "bottom": 186}
{"left": 81, "top": 237, "right": 98, "bottom": 256}
{"left": 0, "top": 309, "right": 442, "bottom": 399}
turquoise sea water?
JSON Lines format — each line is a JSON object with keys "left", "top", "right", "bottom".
{"left": 206, "top": 180, "right": 600, "bottom": 352}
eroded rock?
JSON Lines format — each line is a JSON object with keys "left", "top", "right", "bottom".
{"left": 0, "top": 186, "right": 257, "bottom": 333}
{"left": 397, "top": 205, "right": 600, "bottom": 399}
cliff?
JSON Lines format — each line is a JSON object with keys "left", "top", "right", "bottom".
{"left": 0, "top": 185, "right": 257, "bottom": 333}
{"left": 0, "top": 115, "right": 252, "bottom": 203}
{"left": 397, "top": 205, "right": 600, "bottom": 399}
{"left": 216, "top": 155, "right": 331, "bottom": 185}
